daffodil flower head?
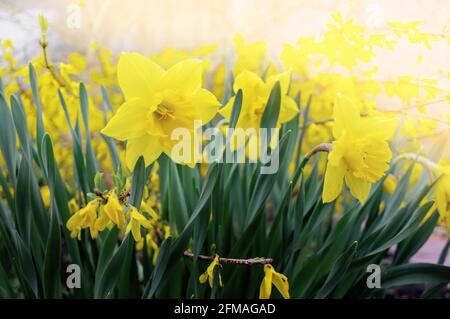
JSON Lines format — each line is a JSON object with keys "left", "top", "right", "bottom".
{"left": 125, "top": 206, "right": 153, "bottom": 242}
{"left": 220, "top": 70, "right": 297, "bottom": 130}
{"left": 219, "top": 70, "right": 298, "bottom": 155}
{"left": 199, "top": 255, "right": 222, "bottom": 288}
{"left": 322, "top": 93, "right": 397, "bottom": 204}
{"left": 259, "top": 264, "right": 290, "bottom": 299}
{"left": 101, "top": 53, "right": 221, "bottom": 169}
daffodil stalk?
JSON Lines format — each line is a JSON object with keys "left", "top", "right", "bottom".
{"left": 291, "top": 142, "right": 332, "bottom": 187}
{"left": 394, "top": 153, "right": 450, "bottom": 233}
{"left": 183, "top": 251, "right": 272, "bottom": 266}
{"left": 394, "top": 153, "right": 440, "bottom": 176}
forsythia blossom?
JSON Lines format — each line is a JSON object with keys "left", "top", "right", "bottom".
{"left": 259, "top": 264, "right": 290, "bottom": 299}
{"left": 322, "top": 94, "right": 397, "bottom": 204}
{"left": 125, "top": 206, "right": 152, "bottom": 242}
{"left": 199, "top": 255, "right": 223, "bottom": 288}
{"left": 67, "top": 199, "right": 100, "bottom": 239}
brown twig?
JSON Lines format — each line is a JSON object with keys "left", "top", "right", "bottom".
{"left": 94, "top": 188, "right": 131, "bottom": 203}
{"left": 119, "top": 188, "right": 131, "bottom": 202}
{"left": 183, "top": 251, "right": 272, "bottom": 266}
{"left": 94, "top": 189, "right": 107, "bottom": 201}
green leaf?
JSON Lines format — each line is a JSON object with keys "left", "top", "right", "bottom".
{"left": 43, "top": 201, "right": 61, "bottom": 298}
{"left": 0, "top": 93, "right": 17, "bottom": 185}
{"left": 260, "top": 81, "right": 281, "bottom": 131}
{"left": 95, "top": 227, "right": 119, "bottom": 280}
{"left": 143, "top": 237, "right": 173, "bottom": 298}
{"left": 168, "top": 162, "right": 189, "bottom": 233}
{"left": 14, "top": 157, "right": 33, "bottom": 245}
{"left": 382, "top": 263, "right": 450, "bottom": 288}
{"left": 28, "top": 63, "right": 45, "bottom": 150}
{"left": 10, "top": 95, "right": 32, "bottom": 161}
{"left": 315, "top": 241, "right": 358, "bottom": 298}
{"left": 40, "top": 134, "right": 82, "bottom": 266}
{"left": 79, "top": 83, "right": 98, "bottom": 190}
{"left": 94, "top": 235, "right": 133, "bottom": 298}
{"left": 228, "top": 89, "right": 242, "bottom": 130}
{"left": 129, "top": 156, "right": 147, "bottom": 208}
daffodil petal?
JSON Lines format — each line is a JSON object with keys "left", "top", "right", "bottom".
{"left": 279, "top": 96, "right": 298, "bottom": 124}
{"left": 345, "top": 173, "right": 371, "bottom": 204}
{"left": 333, "top": 93, "right": 360, "bottom": 139}
{"left": 266, "top": 71, "right": 291, "bottom": 95}
{"left": 192, "top": 88, "right": 220, "bottom": 123}
{"left": 101, "top": 98, "right": 148, "bottom": 141}
{"left": 126, "top": 134, "right": 163, "bottom": 170}
{"left": 322, "top": 160, "right": 346, "bottom": 203}
{"left": 218, "top": 97, "right": 235, "bottom": 120}
{"left": 360, "top": 117, "right": 398, "bottom": 140}
{"left": 118, "top": 53, "right": 164, "bottom": 101}
{"left": 233, "top": 70, "right": 263, "bottom": 101}
{"left": 161, "top": 59, "right": 203, "bottom": 93}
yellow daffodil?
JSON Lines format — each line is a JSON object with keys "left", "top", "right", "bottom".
{"left": 199, "top": 255, "right": 222, "bottom": 288}
{"left": 103, "top": 191, "right": 126, "bottom": 230}
{"left": 220, "top": 70, "right": 297, "bottom": 129}
{"left": 233, "top": 34, "right": 268, "bottom": 75}
{"left": 323, "top": 94, "right": 397, "bottom": 204}
{"left": 125, "top": 206, "right": 153, "bottom": 242}
{"left": 259, "top": 264, "right": 290, "bottom": 299}
{"left": 101, "top": 53, "right": 221, "bottom": 169}
{"left": 219, "top": 70, "right": 298, "bottom": 155}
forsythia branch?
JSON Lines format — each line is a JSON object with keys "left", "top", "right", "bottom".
{"left": 183, "top": 251, "right": 273, "bottom": 266}
{"left": 94, "top": 188, "right": 131, "bottom": 203}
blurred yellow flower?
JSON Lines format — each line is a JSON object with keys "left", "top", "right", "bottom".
{"left": 2, "top": 39, "right": 14, "bottom": 50}
{"left": 382, "top": 174, "right": 398, "bottom": 195}
{"left": 233, "top": 34, "right": 267, "bottom": 75}
{"left": 219, "top": 70, "right": 298, "bottom": 154}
